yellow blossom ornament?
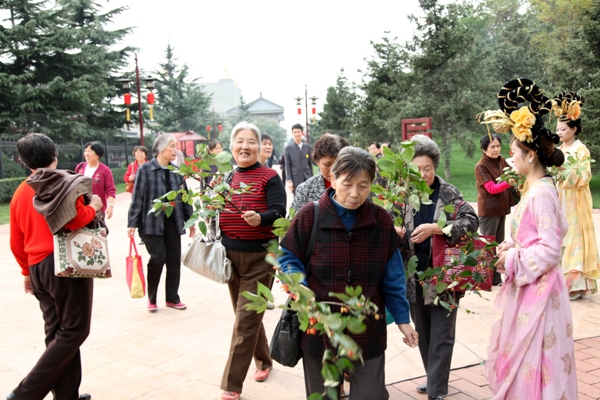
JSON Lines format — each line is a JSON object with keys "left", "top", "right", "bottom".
{"left": 510, "top": 107, "right": 536, "bottom": 143}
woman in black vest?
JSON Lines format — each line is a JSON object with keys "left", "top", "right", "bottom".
{"left": 280, "top": 146, "right": 418, "bottom": 400}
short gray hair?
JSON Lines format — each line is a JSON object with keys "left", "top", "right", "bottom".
{"left": 411, "top": 134, "right": 441, "bottom": 169}
{"left": 230, "top": 122, "right": 262, "bottom": 153}
{"left": 153, "top": 133, "right": 176, "bottom": 157}
{"left": 331, "top": 146, "right": 377, "bottom": 182}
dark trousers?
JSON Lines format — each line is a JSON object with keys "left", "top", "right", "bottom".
{"left": 142, "top": 222, "right": 182, "bottom": 304}
{"left": 13, "top": 255, "right": 93, "bottom": 400}
{"left": 303, "top": 352, "right": 388, "bottom": 400}
{"left": 410, "top": 285, "right": 459, "bottom": 398}
{"left": 220, "top": 249, "right": 273, "bottom": 393}
{"left": 479, "top": 215, "right": 506, "bottom": 285}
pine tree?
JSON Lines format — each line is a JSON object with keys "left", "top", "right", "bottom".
{"left": 153, "top": 44, "right": 211, "bottom": 133}
{"left": 317, "top": 68, "right": 357, "bottom": 141}
{"left": 0, "top": 0, "right": 134, "bottom": 140}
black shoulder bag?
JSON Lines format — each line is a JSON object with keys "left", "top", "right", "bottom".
{"left": 270, "top": 201, "right": 319, "bottom": 367}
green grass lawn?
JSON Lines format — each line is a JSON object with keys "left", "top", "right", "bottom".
{"left": 437, "top": 140, "right": 600, "bottom": 209}
{"left": 0, "top": 182, "right": 127, "bottom": 225}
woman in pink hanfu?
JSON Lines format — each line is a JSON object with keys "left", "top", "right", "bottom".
{"left": 482, "top": 79, "right": 577, "bottom": 399}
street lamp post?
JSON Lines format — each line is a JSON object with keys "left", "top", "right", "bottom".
{"left": 295, "top": 83, "right": 318, "bottom": 144}
{"left": 116, "top": 53, "right": 156, "bottom": 147}
{"left": 205, "top": 108, "right": 223, "bottom": 140}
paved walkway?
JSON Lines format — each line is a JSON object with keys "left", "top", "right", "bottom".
{"left": 1, "top": 180, "right": 600, "bottom": 399}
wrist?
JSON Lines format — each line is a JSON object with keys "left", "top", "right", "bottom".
{"left": 108, "top": 204, "right": 114, "bottom": 207}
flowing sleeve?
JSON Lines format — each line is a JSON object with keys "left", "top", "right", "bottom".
{"left": 505, "top": 187, "right": 565, "bottom": 286}
{"left": 559, "top": 144, "right": 592, "bottom": 190}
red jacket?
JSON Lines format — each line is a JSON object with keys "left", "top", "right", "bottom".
{"left": 10, "top": 181, "right": 96, "bottom": 276}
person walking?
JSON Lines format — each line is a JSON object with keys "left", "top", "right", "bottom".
{"left": 127, "top": 134, "right": 195, "bottom": 312}
{"left": 75, "top": 141, "right": 116, "bottom": 220}
{"left": 124, "top": 145, "right": 149, "bottom": 194}
{"left": 8, "top": 133, "right": 102, "bottom": 400}
{"left": 284, "top": 123, "right": 313, "bottom": 194}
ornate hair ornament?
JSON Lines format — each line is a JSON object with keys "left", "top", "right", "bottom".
{"left": 478, "top": 78, "right": 560, "bottom": 163}
{"left": 552, "top": 92, "right": 584, "bottom": 122}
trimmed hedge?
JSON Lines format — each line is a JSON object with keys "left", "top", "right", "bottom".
{"left": 0, "top": 167, "right": 129, "bottom": 204}
{"left": 0, "top": 177, "right": 26, "bottom": 203}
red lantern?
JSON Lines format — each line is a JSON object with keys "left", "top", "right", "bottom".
{"left": 297, "top": 108, "right": 301, "bottom": 115}
{"left": 218, "top": 124, "right": 223, "bottom": 132}
{"left": 124, "top": 93, "right": 131, "bottom": 105}
{"left": 147, "top": 93, "right": 155, "bottom": 105}
{"left": 206, "top": 125, "right": 211, "bottom": 132}
{"left": 312, "top": 107, "right": 316, "bottom": 114}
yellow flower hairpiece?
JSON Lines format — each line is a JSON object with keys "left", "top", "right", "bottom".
{"left": 552, "top": 98, "right": 581, "bottom": 121}
{"left": 509, "top": 107, "right": 535, "bottom": 143}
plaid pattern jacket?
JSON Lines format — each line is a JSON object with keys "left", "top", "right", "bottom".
{"left": 281, "top": 188, "right": 400, "bottom": 360}
{"left": 127, "top": 159, "right": 192, "bottom": 236}
{"left": 401, "top": 176, "right": 479, "bottom": 304}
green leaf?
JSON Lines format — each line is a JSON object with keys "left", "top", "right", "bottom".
{"left": 256, "top": 282, "right": 274, "bottom": 302}
{"left": 272, "top": 218, "right": 291, "bottom": 228}
{"left": 166, "top": 190, "right": 178, "bottom": 201}
{"left": 183, "top": 217, "right": 197, "bottom": 230}
{"left": 435, "top": 281, "right": 448, "bottom": 294}
{"left": 437, "top": 212, "right": 447, "bottom": 229}
{"left": 346, "top": 318, "right": 367, "bottom": 334}
{"left": 325, "top": 386, "right": 339, "bottom": 400}
{"left": 215, "top": 151, "right": 232, "bottom": 164}
{"left": 164, "top": 207, "right": 173, "bottom": 218}
{"left": 443, "top": 204, "right": 455, "bottom": 213}
{"left": 442, "top": 224, "right": 453, "bottom": 236}
{"left": 335, "top": 357, "right": 354, "bottom": 373}
{"left": 307, "top": 394, "right": 322, "bottom": 400}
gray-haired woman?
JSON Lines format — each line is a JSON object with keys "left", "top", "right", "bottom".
{"left": 219, "top": 122, "right": 286, "bottom": 400}
{"left": 127, "top": 134, "right": 195, "bottom": 312}
{"left": 398, "top": 135, "right": 478, "bottom": 400}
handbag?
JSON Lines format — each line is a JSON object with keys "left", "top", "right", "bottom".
{"left": 431, "top": 201, "right": 494, "bottom": 291}
{"left": 181, "top": 212, "right": 232, "bottom": 284}
{"left": 125, "top": 180, "right": 134, "bottom": 193}
{"left": 126, "top": 237, "right": 146, "bottom": 298}
{"left": 270, "top": 201, "right": 319, "bottom": 367}
{"left": 54, "top": 226, "right": 112, "bottom": 278}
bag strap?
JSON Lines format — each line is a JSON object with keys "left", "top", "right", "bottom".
{"left": 452, "top": 200, "right": 467, "bottom": 220}
{"left": 304, "top": 201, "right": 319, "bottom": 276}
{"left": 129, "top": 236, "right": 138, "bottom": 257}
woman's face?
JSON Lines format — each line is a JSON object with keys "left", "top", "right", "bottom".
{"left": 412, "top": 155, "right": 436, "bottom": 187}
{"left": 210, "top": 143, "right": 223, "bottom": 154}
{"left": 260, "top": 139, "right": 273, "bottom": 160}
{"left": 556, "top": 121, "right": 577, "bottom": 144}
{"left": 331, "top": 170, "right": 372, "bottom": 210}
{"left": 484, "top": 139, "right": 501, "bottom": 159}
{"left": 317, "top": 156, "right": 336, "bottom": 182}
{"left": 510, "top": 140, "right": 532, "bottom": 175}
{"left": 134, "top": 149, "right": 147, "bottom": 162}
{"left": 159, "top": 140, "right": 178, "bottom": 162}
{"left": 84, "top": 146, "right": 100, "bottom": 163}
{"left": 232, "top": 129, "right": 259, "bottom": 168}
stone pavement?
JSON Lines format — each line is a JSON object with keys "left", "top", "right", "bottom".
{"left": 1, "top": 180, "right": 600, "bottom": 399}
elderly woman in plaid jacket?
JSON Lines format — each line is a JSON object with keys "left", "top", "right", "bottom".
{"left": 279, "top": 146, "right": 418, "bottom": 400}
{"left": 127, "top": 134, "right": 195, "bottom": 312}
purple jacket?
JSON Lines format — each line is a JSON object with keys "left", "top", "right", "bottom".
{"left": 75, "top": 162, "right": 116, "bottom": 212}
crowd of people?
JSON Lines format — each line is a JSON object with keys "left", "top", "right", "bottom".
{"left": 6, "top": 79, "right": 599, "bottom": 400}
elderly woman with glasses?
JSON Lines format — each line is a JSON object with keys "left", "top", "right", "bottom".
{"left": 219, "top": 122, "right": 287, "bottom": 400}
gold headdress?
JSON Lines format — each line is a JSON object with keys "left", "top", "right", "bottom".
{"left": 552, "top": 92, "right": 584, "bottom": 122}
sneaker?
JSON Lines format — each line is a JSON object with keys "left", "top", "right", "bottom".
{"left": 166, "top": 302, "right": 187, "bottom": 310}
{"left": 221, "top": 391, "right": 240, "bottom": 400}
{"left": 416, "top": 381, "right": 427, "bottom": 393}
{"left": 147, "top": 302, "right": 157, "bottom": 312}
{"left": 569, "top": 292, "right": 582, "bottom": 301}
{"left": 266, "top": 301, "right": 275, "bottom": 310}
{"left": 138, "top": 240, "right": 145, "bottom": 245}
{"left": 254, "top": 367, "right": 271, "bottom": 382}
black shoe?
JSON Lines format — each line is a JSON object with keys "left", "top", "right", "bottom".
{"left": 428, "top": 397, "right": 443, "bottom": 400}
{"left": 79, "top": 394, "right": 91, "bottom": 400}
{"left": 416, "top": 382, "right": 427, "bottom": 393}
{"left": 6, "top": 393, "right": 16, "bottom": 400}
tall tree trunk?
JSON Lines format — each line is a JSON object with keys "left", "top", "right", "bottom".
{"left": 440, "top": 119, "right": 452, "bottom": 180}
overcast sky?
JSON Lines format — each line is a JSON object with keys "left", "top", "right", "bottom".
{"left": 105, "top": 0, "right": 425, "bottom": 133}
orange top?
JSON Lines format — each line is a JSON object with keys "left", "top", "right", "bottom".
{"left": 10, "top": 181, "right": 97, "bottom": 276}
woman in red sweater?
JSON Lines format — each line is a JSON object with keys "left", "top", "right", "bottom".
{"left": 8, "top": 133, "right": 102, "bottom": 400}
{"left": 124, "top": 145, "right": 148, "bottom": 193}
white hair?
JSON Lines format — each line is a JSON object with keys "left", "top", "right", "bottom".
{"left": 230, "top": 122, "right": 262, "bottom": 153}
{"left": 153, "top": 133, "right": 176, "bottom": 157}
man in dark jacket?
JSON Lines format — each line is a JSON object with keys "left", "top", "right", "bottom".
{"left": 284, "top": 124, "right": 313, "bottom": 195}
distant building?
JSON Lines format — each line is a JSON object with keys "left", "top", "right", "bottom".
{"left": 200, "top": 78, "right": 242, "bottom": 114}
{"left": 226, "top": 93, "right": 284, "bottom": 123}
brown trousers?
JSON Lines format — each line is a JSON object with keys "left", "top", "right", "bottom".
{"left": 220, "top": 249, "right": 274, "bottom": 393}
{"left": 13, "top": 255, "right": 93, "bottom": 400}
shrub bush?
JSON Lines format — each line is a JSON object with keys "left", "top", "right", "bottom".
{"left": 0, "top": 177, "right": 26, "bottom": 203}
{"left": 2, "top": 153, "right": 27, "bottom": 178}
{"left": 112, "top": 167, "right": 127, "bottom": 185}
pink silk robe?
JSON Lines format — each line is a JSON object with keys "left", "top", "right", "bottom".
{"left": 487, "top": 177, "right": 577, "bottom": 399}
